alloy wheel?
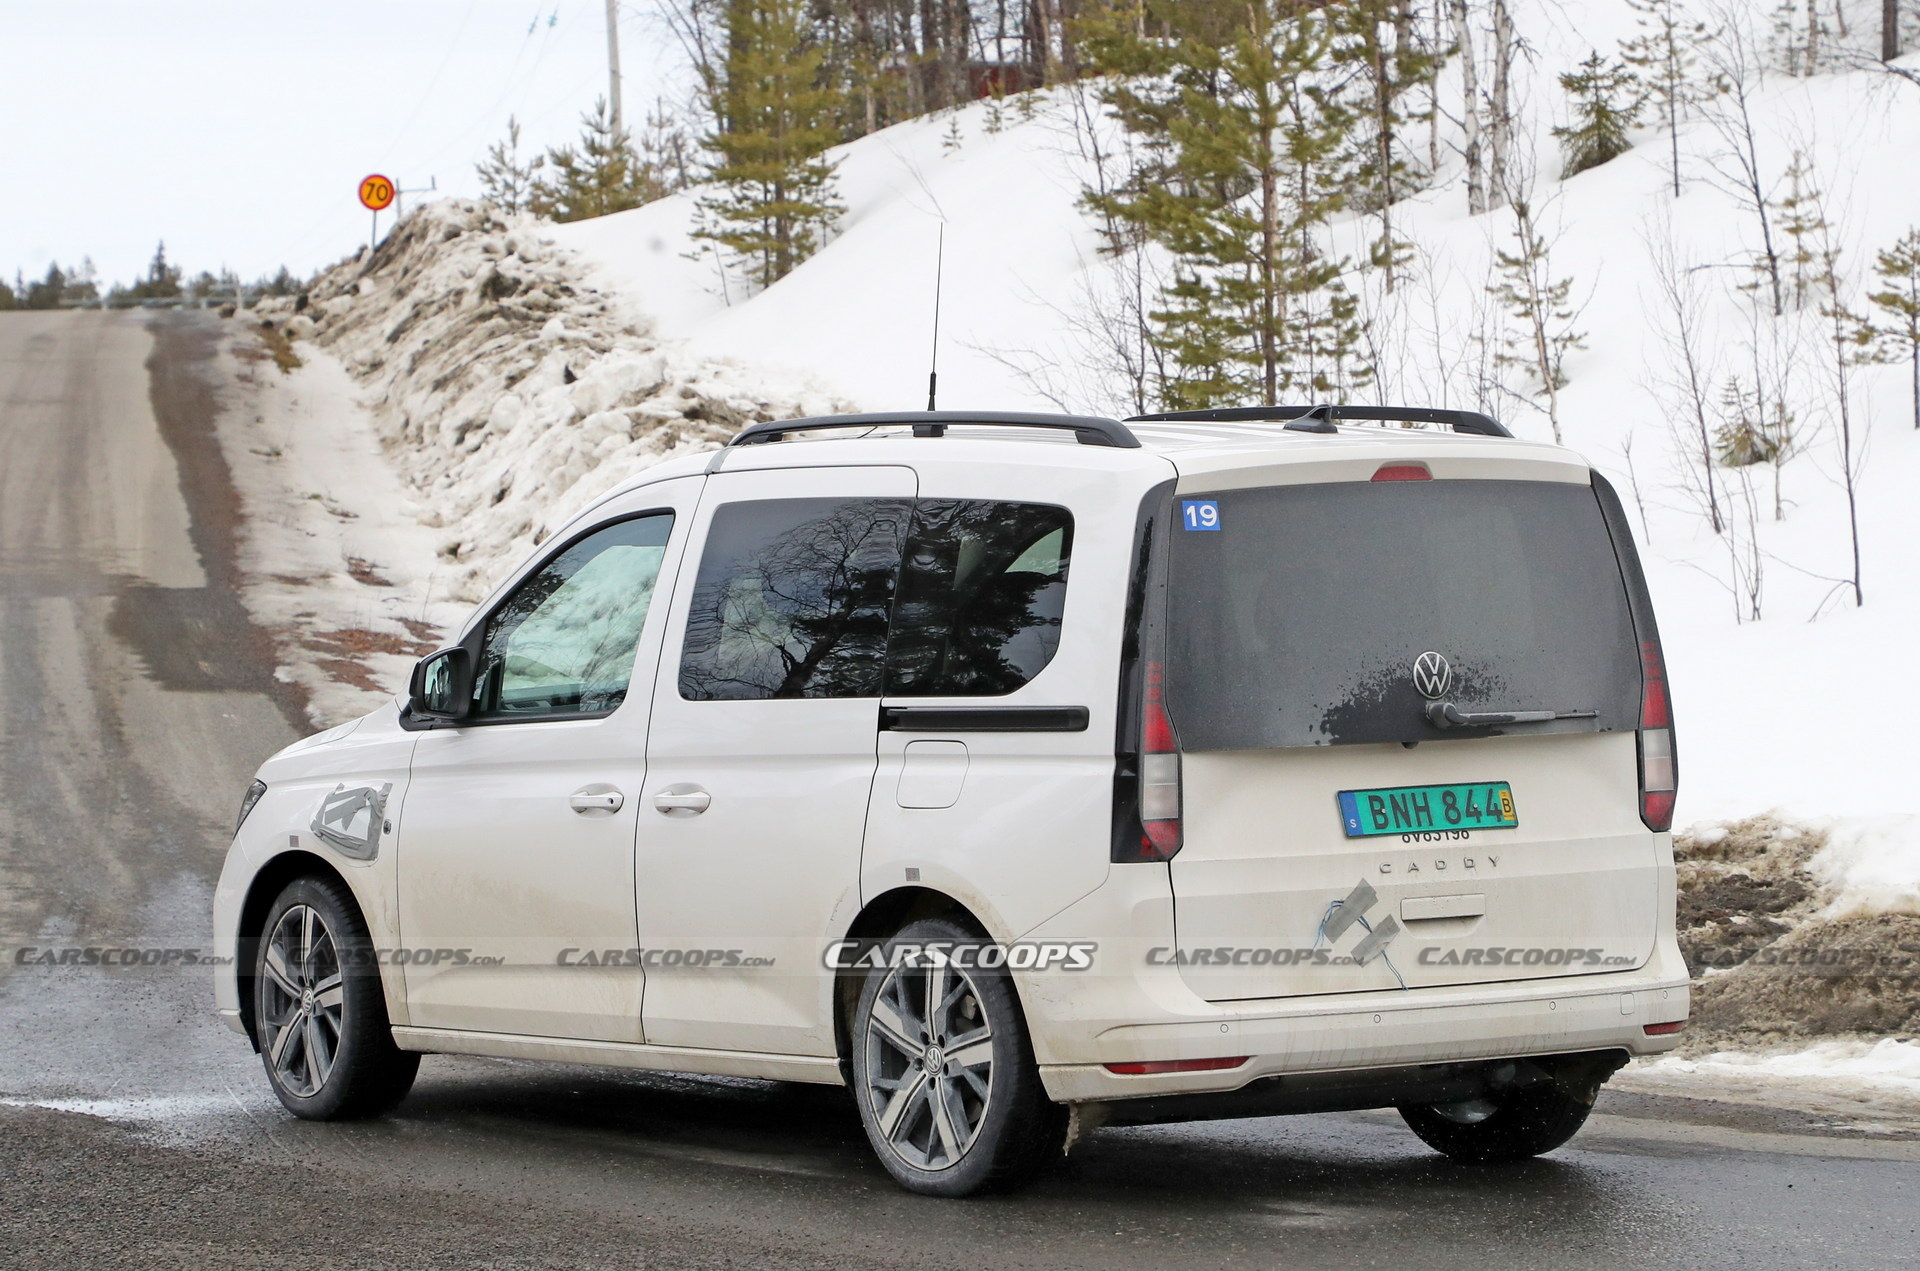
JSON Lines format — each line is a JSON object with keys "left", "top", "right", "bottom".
{"left": 260, "top": 903, "right": 344, "bottom": 1098}
{"left": 862, "top": 959, "right": 995, "bottom": 1172}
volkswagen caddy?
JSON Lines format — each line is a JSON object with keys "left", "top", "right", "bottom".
{"left": 214, "top": 405, "right": 1688, "bottom": 1196}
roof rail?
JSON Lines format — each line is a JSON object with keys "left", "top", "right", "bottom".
{"left": 1126, "top": 403, "right": 1513, "bottom": 439}
{"left": 728, "top": 410, "right": 1142, "bottom": 449}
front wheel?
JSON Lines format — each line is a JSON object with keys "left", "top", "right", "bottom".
{"left": 850, "top": 918, "right": 1066, "bottom": 1196}
{"left": 254, "top": 876, "right": 419, "bottom": 1120}
{"left": 1399, "top": 1081, "right": 1596, "bottom": 1163}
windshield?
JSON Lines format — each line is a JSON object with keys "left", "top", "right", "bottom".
{"left": 1163, "top": 478, "right": 1640, "bottom": 750}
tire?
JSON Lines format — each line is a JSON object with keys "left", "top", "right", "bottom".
{"left": 254, "top": 875, "right": 419, "bottom": 1120}
{"left": 1398, "top": 1081, "right": 1596, "bottom": 1163}
{"left": 849, "top": 917, "right": 1067, "bottom": 1196}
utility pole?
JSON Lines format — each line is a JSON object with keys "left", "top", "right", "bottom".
{"left": 1886, "top": 0, "right": 1902, "bottom": 62}
{"left": 604, "top": 0, "right": 624, "bottom": 135}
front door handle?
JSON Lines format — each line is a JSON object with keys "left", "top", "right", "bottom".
{"left": 568, "top": 786, "right": 624, "bottom": 815}
{"left": 652, "top": 785, "right": 711, "bottom": 816}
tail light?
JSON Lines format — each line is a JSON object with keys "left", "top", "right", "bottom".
{"left": 1637, "top": 640, "right": 1676, "bottom": 831}
{"left": 1135, "top": 664, "right": 1183, "bottom": 860}
{"left": 1114, "top": 483, "right": 1181, "bottom": 864}
{"left": 1643, "top": 1019, "right": 1686, "bottom": 1036}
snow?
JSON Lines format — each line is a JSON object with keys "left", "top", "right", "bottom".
{"left": 1811, "top": 818, "right": 1920, "bottom": 919}
{"left": 1645, "top": 1038, "right": 1920, "bottom": 1105}
{"left": 214, "top": 331, "right": 470, "bottom": 726}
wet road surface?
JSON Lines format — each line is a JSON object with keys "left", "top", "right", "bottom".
{"left": 1, "top": 310, "right": 1916, "bottom": 1270}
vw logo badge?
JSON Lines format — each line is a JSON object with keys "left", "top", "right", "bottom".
{"left": 1412, "top": 651, "right": 1452, "bottom": 700}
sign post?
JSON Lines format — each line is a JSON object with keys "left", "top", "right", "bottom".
{"left": 359, "top": 174, "right": 396, "bottom": 253}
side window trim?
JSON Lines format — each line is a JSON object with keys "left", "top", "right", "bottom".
{"left": 447, "top": 507, "right": 679, "bottom": 729}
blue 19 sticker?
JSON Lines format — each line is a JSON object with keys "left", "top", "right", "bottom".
{"left": 1181, "top": 500, "right": 1221, "bottom": 531}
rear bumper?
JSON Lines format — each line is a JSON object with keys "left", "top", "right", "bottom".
{"left": 1037, "top": 962, "right": 1689, "bottom": 1103}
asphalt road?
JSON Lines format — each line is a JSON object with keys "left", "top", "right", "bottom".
{"left": 1, "top": 310, "right": 1916, "bottom": 1271}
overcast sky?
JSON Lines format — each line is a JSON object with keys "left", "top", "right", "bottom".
{"left": 3, "top": 1, "right": 685, "bottom": 289}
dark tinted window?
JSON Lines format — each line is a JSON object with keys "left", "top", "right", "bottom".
{"left": 886, "top": 500, "right": 1073, "bottom": 696}
{"left": 1164, "top": 480, "right": 1640, "bottom": 750}
{"left": 679, "top": 498, "right": 910, "bottom": 700}
{"left": 475, "top": 514, "right": 673, "bottom": 721}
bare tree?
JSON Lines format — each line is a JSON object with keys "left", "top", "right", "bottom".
{"left": 1701, "top": 13, "right": 1786, "bottom": 316}
{"left": 1488, "top": 162, "right": 1584, "bottom": 442}
{"left": 1451, "top": 0, "right": 1488, "bottom": 214}
{"left": 1809, "top": 202, "right": 1870, "bottom": 605}
{"left": 1644, "top": 224, "right": 1726, "bottom": 534}
{"left": 1488, "top": 0, "right": 1515, "bottom": 209}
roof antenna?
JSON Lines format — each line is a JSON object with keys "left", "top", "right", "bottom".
{"left": 926, "top": 222, "right": 945, "bottom": 412}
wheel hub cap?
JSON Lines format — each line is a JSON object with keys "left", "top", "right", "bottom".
{"left": 921, "top": 1044, "right": 944, "bottom": 1073}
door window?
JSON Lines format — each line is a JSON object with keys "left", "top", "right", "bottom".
{"left": 474, "top": 513, "right": 674, "bottom": 721}
{"left": 885, "top": 500, "right": 1074, "bottom": 696}
{"left": 678, "top": 498, "right": 912, "bottom": 700}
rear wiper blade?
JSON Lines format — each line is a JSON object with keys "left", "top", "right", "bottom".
{"left": 1425, "top": 702, "right": 1598, "bottom": 729}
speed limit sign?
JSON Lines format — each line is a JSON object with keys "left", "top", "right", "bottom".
{"left": 358, "top": 174, "right": 396, "bottom": 212}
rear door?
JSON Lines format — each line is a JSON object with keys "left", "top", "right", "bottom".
{"left": 861, "top": 456, "right": 1131, "bottom": 946}
{"left": 637, "top": 465, "right": 915, "bottom": 1056}
{"left": 1161, "top": 469, "right": 1658, "bottom": 1001}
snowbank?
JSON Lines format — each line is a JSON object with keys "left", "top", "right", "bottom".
{"left": 1647, "top": 1037, "right": 1920, "bottom": 1104}
{"left": 295, "top": 200, "right": 849, "bottom": 606}
{"left": 1814, "top": 819, "right": 1920, "bottom": 919}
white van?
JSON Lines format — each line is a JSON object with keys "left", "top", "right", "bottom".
{"left": 214, "top": 407, "right": 1688, "bottom": 1196}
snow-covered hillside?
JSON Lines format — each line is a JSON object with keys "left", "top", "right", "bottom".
{"left": 547, "top": 7, "right": 1920, "bottom": 884}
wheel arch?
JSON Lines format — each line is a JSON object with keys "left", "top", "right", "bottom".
{"left": 831, "top": 887, "right": 992, "bottom": 1082}
{"left": 234, "top": 850, "right": 370, "bottom": 1052}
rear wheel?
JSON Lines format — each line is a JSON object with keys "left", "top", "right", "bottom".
{"left": 254, "top": 876, "right": 418, "bottom": 1120}
{"left": 850, "top": 917, "right": 1067, "bottom": 1196}
{"left": 1398, "top": 1083, "right": 1595, "bottom": 1163}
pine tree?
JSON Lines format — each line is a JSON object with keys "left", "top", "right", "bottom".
{"left": 1772, "top": 150, "right": 1824, "bottom": 309}
{"left": 1081, "top": 0, "right": 1370, "bottom": 408}
{"left": 24, "top": 264, "right": 65, "bottom": 310}
{"left": 694, "top": 0, "right": 846, "bottom": 288}
{"left": 1867, "top": 228, "right": 1920, "bottom": 429}
{"left": 1553, "top": 52, "right": 1640, "bottom": 178}
{"left": 140, "top": 242, "right": 182, "bottom": 300}
{"left": 1619, "top": 0, "right": 1718, "bottom": 197}
{"left": 531, "top": 98, "right": 667, "bottom": 223}
{"left": 1713, "top": 377, "right": 1790, "bottom": 467}
{"left": 476, "top": 116, "right": 543, "bottom": 215}
{"left": 1490, "top": 198, "right": 1584, "bottom": 442}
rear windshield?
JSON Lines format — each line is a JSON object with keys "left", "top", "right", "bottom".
{"left": 1164, "top": 478, "right": 1640, "bottom": 750}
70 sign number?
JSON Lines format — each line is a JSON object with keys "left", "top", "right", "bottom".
{"left": 359, "top": 174, "right": 396, "bottom": 212}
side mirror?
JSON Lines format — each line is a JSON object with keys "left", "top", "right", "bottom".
{"left": 408, "top": 647, "right": 473, "bottom": 721}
